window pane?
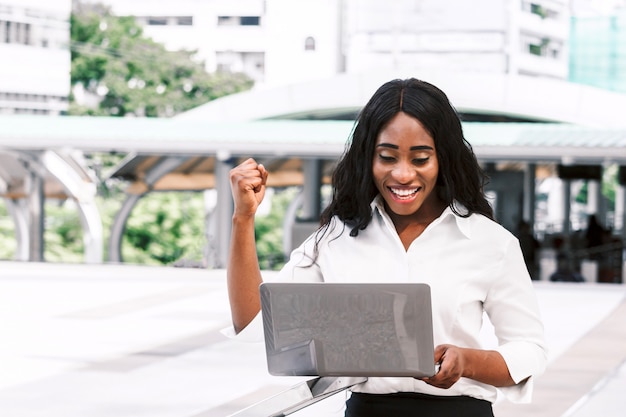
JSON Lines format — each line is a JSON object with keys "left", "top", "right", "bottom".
{"left": 239, "top": 16, "right": 260, "bottom": 26}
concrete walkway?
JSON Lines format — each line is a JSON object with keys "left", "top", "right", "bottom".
{"left": 0, "top": 261, "right": 624, "bottom": 417}
{"left": 493, "top": 286, "right": 626, "bottom": 417}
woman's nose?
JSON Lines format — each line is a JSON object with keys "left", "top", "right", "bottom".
{"left": 392, "top": 161, "right": 415, "bottom": 183}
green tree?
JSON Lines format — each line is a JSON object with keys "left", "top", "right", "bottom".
{"left": 603, "top": 164, "right": 618, "bottom": 211}
{"left": 574, "top": 165, "right": 619, "bottom": 210}
{"left": 0, "top": 202, "right": 17, "bottom": 259}
{"left": 122, "top": 192, "right": 207, "bottom": 266}
{"left": 44, "top": 201, "right": 85, "bottom": 263}
{"left": 70, "top": 1, "right": 253, "bottom": 117}
{"left": 255, "top": 187, "right": 300, "bottom": 270}
{"left": 64, "top": 2, "right": 257, "bottom": 266}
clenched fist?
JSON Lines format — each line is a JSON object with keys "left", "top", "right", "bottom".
{"left": 229, "top": 158, "right": 269, "bottom": 218}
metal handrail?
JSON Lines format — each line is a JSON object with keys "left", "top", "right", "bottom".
{"left": 227, "top": 376, "right": 367, "bottom": 417}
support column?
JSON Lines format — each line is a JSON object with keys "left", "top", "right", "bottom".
{"left": 213, "top": 156, "right": 235, "bottom": 269}
{"left": 617, "top": 185, "right": 626, "bottom": 238}
{"left": 284, "top": 159, "right": 324, "bottom": 254}
{"left": 597, "top": 181, "right": 609, "bottom": 228}
{"left": 300, "top": 159, "right": 322, "bottom": 221}
{"left": 523, "top": 163, "right": 536, "bottom": 226}
{"left": 5, "top": 198, "right": 29, "bottom": 261}
{"left": 76, "top": 201, "right": 103, "bottom": 264}
{"left": 587, "top": 180, "right": 601, "bottom": 216}
{"left": 108, "top": 194, "right": 142, "bottom": 263}
{"left": 562, "top": 179, "right": 572, "bottom": 239}
{"left": 108, "top": 156, "right": 186, "bottom": 263}
{"left": 41, "top": 150, "right": 103, "bottom": 263}
{"left": 25, "top": 169, "right": 44, "bottom": 262}
{"left": 619, "top": 166, "right": 626, "bottom": 238}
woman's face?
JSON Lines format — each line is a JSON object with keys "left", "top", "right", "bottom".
{"left": 372, "top": 112, "right": 441, "bottom": 221}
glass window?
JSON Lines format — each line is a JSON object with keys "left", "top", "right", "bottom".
{"left": 217, "top": 16, "right": 236, "bottom": 26}
{"left": 239, "top": 16, "right": 260, "bottom": 26}
{"left": 148, "top": 17, "right": 168, "bottom": 25}
{"left": 177, "top": 16, "right": 193, "bottom": 26}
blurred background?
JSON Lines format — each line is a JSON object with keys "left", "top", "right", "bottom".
{"left": 0, "top": 0, "right": 625, "bottom": 281}
{"left": 1, "top": 1, "right": 626, "bottom": 416}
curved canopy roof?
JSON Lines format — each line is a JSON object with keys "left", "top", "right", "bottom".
{"left": 0, "top": 115, "right": 624, "bottom": 194}
{"left": 0, "top": 116, "right": 625, "bottom": 163}
{"left": 178, "top": 71, "right": 626, "bottom": 129}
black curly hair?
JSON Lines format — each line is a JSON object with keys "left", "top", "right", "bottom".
{"left": 319, "top": 78, "right": 493, "bottom": 238}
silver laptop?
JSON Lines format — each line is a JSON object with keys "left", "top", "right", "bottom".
{"left": 260, "top": 282, "right": 435, "bottom": 378}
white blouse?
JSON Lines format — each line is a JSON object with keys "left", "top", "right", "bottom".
{"left": 230, "top": 197, "right": 547, "bottom": 402}
{"left": 234, "top": 197, "right": 547, "bottom": 404}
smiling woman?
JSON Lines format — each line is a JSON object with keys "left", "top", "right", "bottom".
{"left": 372, "top": 113, "right": 444, "bottom": 246}
{"left": 226, "top": 78, "right": 547, "bottom": 417}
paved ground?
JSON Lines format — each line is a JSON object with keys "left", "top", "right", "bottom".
{"left": 0, "top": 261, "right": 625, "bottom": 417}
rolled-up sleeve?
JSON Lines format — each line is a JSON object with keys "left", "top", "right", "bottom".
{"left": 486, "top": 238, "right": 548, "bottom": 403}
{"left": 220, "top": 311, "right": 264, "bottom": 342}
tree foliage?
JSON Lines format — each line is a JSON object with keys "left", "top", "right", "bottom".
{"left": 0, "top": 3, "right": 293, "bottom": 268}
{"left": 69, "top": 1, "right": 253, "bottom": 117}
{"left": 255, "top": 187, "right": 300, "bottom": 270}
{"left": 122, "top": 192, "right": 207, "bottom": 266}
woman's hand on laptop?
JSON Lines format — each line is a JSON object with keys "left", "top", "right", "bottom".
{"left": 420, "top": 344, "right": 515, "bottom": 389}
{"left": 419, "top": 344, "right": 464, "bottom": 389}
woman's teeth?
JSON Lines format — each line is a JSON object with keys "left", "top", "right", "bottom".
{"left": 390, "top": 188, "right": 418, "bottom": 198}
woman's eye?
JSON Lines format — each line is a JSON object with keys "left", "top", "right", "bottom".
{"left": 378, "top": 154, "right": 395, "bottom": 162}
{"left": 413, "top": 158, "right": 429, "bottom": 165}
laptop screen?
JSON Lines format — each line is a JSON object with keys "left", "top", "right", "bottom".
{"left": 260, "top": 282, "right": 435, "bottom": 378}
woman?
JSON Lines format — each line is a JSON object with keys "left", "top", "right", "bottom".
{"left": 227, "top": 78, "right": 546, "bottom": 416}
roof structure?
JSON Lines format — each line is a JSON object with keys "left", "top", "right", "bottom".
{"left": 178, "top": 71, "right": 626, "bottom": 129}
{"left": 1, "top": 72, "right": 625, "bottom": 266}
{"left": 1, "top": 116, "right": 625, "bottom": 164}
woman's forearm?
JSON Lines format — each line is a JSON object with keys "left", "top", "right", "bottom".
{"left": 227, "top": 214, "right": 263, "bottom": 333}
{"left": 460, "top": 348, "right": 515, "bottom": 387}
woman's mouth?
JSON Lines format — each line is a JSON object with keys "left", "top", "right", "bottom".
{"left": 389, "top": 187, "right": 419, "bottom": 200}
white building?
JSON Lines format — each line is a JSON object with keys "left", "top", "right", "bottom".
{"left": 338, "top": 0, "right": 570, "bottom": 80}
{"left": 571, "top": 0, "right": 626, "bottom": 16}
{"left": 90, "top": 0, "right": 268, "bottom": 84}
{"left": 0, "top": 0, "right": 70, "bottom": 115}
{"left": 91, "top": 0, "right": 571, "bottom": 88}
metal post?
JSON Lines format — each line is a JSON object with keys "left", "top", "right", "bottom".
{"left": 618, "top": 185, "right": 626, "bottom": 239}
{"left": 562, "top": 179, "right": 572, "bottom": 239}
{"left": 5, "top": 198, "right": 29, "bottom": 261}
{"left": 108, "top": 194, "right": 142, "bottom": 263}
{"left": 26, "top": 169, "right": 44, "bottom": 262}
{"left": 587, "top": 180, "right": 600, "bottom": 217}
{"left": 214, "top": 155, "right": 235, "bottom": 269}
{"left": 523, "top": 163, "right": 536, "bottom": 227}
{"left": 40, "top": 150, "right": 103, "bottom": 263}
{"left": 108, "top": 156, "right": 186, "bottom": 263}
{"left": 300, "top": 159, "right": 322, "bottom": 221}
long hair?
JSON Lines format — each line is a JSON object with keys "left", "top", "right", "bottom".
{"left": 319, "top": 78, "right": 493, "bottom": 238}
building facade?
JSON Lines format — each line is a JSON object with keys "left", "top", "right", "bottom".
{"left": 341, "top": 0, "right": 569, "bottom": 80}
{"left": 0, "top": 0, "right": 70, "bottom": 115}
{"left": 93, "top": 0, "right": 571, "bottom": 88}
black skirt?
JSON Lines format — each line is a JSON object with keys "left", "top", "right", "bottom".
{"left": 345, "top": 392, "right": 494, "bottom": 417}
